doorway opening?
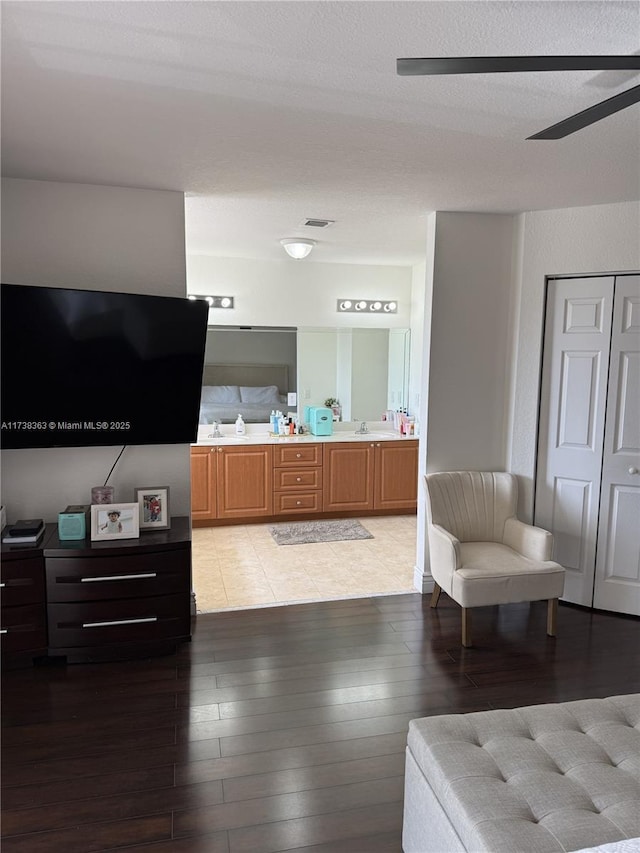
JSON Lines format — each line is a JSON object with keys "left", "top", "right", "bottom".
{"left": 191, "top": 515, "right": 417, "bottom": 613}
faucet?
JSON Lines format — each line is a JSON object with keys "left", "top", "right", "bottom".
{"left": 208, "top": 420, "right": 222, "bottom": 438}
{"left": 355, "top": 421, "right": 369, "bottom": 435}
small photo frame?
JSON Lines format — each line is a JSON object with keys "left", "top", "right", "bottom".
{"left": 135, "top": 486, "right": 170, "bottom": 531}
{"left": 91, "top": 503, "right": 140, "bottom": 542}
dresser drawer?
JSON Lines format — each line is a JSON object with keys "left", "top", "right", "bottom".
{"left": 1, "top": 557, "right": 45, "bottom": 607}
{"left": 273, "top": 444, "right": 322, "bottom": 467}
{"left": 274, "top": 467, "right": 323, "bottom": 491}
{"left": 1, "top": 603, "right": 47, "bottom": 654}
{"left": 45, "top": 548, "right": 190, "bottom": 603}
{"left": 274, "top": 492, "right": 322, "bottom": 514}
{"left": 47, "top": 594, "right": 190, "bottom": 649}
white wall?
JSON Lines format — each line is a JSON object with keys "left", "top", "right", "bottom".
{"left": 1, "top": 178, "right": 191, "bottom": 523}
{"left": 509, "top": 201, "right": 640, "bottom": 520}
{"left": 187, "top": 255, "right": 413, "bottom": 329}
{"left": 415, "top": 211, "right": 518, "bottom": 590}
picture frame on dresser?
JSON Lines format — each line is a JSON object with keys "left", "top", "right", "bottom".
{"left": 90, "top": 503, "right": 140, "bottom": 541}
{"left": 135, "top": 486, "right": 170, "bottom": 530}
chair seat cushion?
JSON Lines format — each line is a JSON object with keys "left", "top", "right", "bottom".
{"left": 452, "top": 541, "right": 565, "bottom": 607}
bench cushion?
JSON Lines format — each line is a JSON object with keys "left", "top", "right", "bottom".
{"left": 406, "top": 694, "right": 640, "bottom": 853}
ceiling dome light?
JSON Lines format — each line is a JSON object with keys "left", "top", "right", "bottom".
{"left": 280, "top": 238, "right": 316, "bottom": 259}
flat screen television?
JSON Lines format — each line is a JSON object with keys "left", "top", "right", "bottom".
{"left": 1, "top": 283, "right": 209, "bottom": 449}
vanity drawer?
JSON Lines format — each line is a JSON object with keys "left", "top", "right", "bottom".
{"left": 274, "top": 492, "right": 322, "bottom": 514}
{"left": 274, "top": 467, "right": 323, "bottom": 491}
{"left": 45, "top": 548, "right": 190, "bottom": 603}
{"left": 273, "top": 444, "right": 322, "bottom": 467}
{"left": 47, "top": 594, "right": 189, "bottom": 649}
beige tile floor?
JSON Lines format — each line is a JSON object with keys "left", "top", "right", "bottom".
{"left": 192, "top": 515, "right": 417, "bottom": 612}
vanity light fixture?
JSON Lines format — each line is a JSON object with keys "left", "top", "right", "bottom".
{"left": 280, "top": 238, "right": 316, "bottom": 259}
{"left": 337, "top": 299, "right": 398, "bottom": 314}
{"left": 187, "top": 294, "right": 235, "bottom": 309}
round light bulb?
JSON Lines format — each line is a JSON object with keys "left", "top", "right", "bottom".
{"left": 355, "top": 301, "right": 367, "bottom": 311}
{"left": 188, "top": 294, "right": 196, "bottom": 301}
{"left": 371, "top": 301, "right": 382, "bottom": 311}
{"left": 220, "top": 297, "right": 232, "bottom": 308}
{"left": 384, "top": 301, "right": 397, "bottom": 312}
{"left": 206, "top": 296, "right": 214, "bottom": 306}
{"left": 340, "top": 300, "right": 352, "bottom": 310}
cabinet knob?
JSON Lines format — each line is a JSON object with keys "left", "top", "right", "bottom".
{"left": 296, "top": 477, "right": 302, "bottom": 482}
{"left": 296, "top": 453, "right": 301, "bottom": 458}
{"left": 296, "top": 500, "right": 302, "bottom": 505}
{"left": 629, "top": 467, "right": 639, "bottom": 475}
{"left": 376, "top": 443, "right": 380, "bottom": 447}
{"left": 218, "top": 447, "right": 223, "bottom": 453}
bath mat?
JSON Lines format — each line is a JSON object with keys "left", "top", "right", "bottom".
{"left": 268, "top": 519, "right": 374, "bottom": 546}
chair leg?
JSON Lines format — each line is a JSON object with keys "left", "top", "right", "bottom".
{"left": 461, "top": 607, "right": 472, "bottom": 647}
{"left": 430, "top": 583, "right": 442, "bottom": 609}
{"left": 547, "top": 598, "right": 558, "bottom": 636}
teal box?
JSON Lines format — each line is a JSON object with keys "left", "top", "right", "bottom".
{"left": 58, "top": 505, "right": 89, "bottom": 540}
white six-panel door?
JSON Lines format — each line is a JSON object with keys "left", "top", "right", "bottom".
{"left": 535, "top": 277, "right": 614, "bottom": 606}
{"left": 592, "top": 275, "right": 640, "bottom": 614}
{"left": 535, "top": 274, "right": 640, "bottom": 614}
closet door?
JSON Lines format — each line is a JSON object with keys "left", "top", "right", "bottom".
{"left": 535, "top": 276, "right": 614, "bottom": 606}
{"left": 592, "top": 275, "right": 640, "bottom": 615}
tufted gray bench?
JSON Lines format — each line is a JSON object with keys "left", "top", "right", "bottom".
{"left": 402, "top": 694, "right": 640, "bottom": 853}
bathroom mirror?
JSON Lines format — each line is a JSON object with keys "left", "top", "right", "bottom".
{"left": 297, "top": 327, "right": 410, "bottom": 422}
{"left": 199, "top": 325, "right": 410, "bottom": 424}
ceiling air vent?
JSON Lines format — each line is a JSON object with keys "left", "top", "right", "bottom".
{"left": 302, "top": 218, "right": 334, "bottom": 228}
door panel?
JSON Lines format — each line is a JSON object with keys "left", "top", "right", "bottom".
{"left": 535, "top": 277, "right": 614, "bottom": 605}
{"left": 593, "top": 275, "right": 640, "bottom": 614}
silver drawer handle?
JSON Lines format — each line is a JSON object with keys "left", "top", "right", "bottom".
{"left": 0, "top": 629, "right": 7, "bottom": 634}
{"left": 81, "top": 573, "right": 157, "bottom": 583}
{"left": 82, "top": 617, "right": 158, "bottom": 628}
{"left": 0, "top": 583, "right": 5, "bottom": 588}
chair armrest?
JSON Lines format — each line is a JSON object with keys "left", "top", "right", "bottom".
{"left": 429, "top": 524, "right": 461, "bottom": 571}
{"left": 503, "top": 517, "right": 554, "bottom": 561}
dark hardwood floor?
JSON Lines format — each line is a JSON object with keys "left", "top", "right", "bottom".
{"left": 2, "top": 593, "right": 639, "bottom": 852}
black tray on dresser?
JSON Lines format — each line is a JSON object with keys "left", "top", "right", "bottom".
{"left": 43, "top": 516, "right": 192, "bottom": 663}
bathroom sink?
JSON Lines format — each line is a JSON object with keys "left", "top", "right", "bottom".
{"left": 351, "top": 432, "right": 396, "bottom": 440}
{"left": 202, "top": 436, "right": 250, "bottom": 444}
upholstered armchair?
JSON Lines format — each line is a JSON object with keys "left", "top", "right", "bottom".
{"left": 425, "top": 471, "right": 565, "bottom": 647}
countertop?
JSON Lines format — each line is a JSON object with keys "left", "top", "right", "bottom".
{"left": 193, "top": 422, "right": 417, "bottom": 446}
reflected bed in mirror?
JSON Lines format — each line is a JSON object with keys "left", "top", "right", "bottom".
{"left": 199, "top": 363, "right": 290, "bottom": 424}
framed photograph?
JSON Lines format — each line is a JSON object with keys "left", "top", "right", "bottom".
{"left": 135, "top": 486, "right": 170, "bottom": 530}
{"left": 90, "top": 503, "right": 140, "bottom": 542}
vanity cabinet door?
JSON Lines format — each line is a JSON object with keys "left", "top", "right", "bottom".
{"left": 322, "top": 443, "right": 375, "bottom": 511}
{"left": 191, "top": 447, "right": 217, "bottom": 521}
{"left": 216, "top": 445, "right": 273, "bottom": 519}
{"left": 373, "top": 440, "right": 418, "bottom": 510}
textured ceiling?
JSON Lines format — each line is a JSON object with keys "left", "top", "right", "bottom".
{"left": 2, "top": 1, "right": 639, "bottom": 266}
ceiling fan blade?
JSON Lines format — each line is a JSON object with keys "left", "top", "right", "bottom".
{"left": 527, "top": 84, "right": 640, "bottom": 139}
{"left": 397, "top": 56, "right": 640, "bottom": 76}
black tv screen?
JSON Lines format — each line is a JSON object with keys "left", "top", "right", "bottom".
{"left": 1, "top": 283, "right": 209, "bottom": 449}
